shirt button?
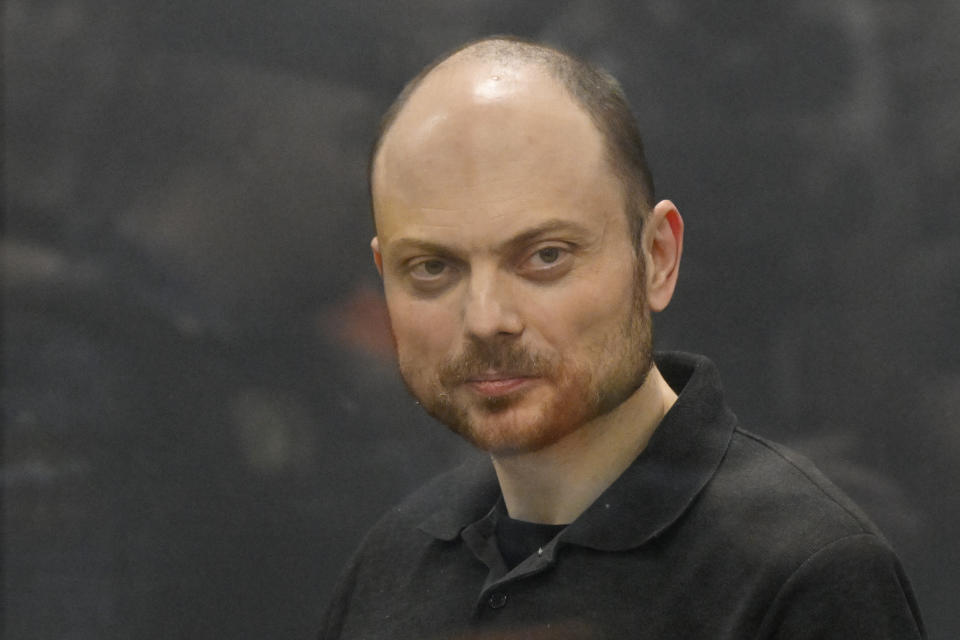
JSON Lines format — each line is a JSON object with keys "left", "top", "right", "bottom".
{"left": 488, "top": 592, "right": 508, "bottom": 609}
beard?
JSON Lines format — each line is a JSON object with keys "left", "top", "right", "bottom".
{"left": 397, "top": 272, "right": 654, "bottom": 455}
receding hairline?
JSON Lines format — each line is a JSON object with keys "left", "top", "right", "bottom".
{"left": 432, "top": 36, "right": 578, "bottom": 76}
{"left": 369, "top": 35, "right": 656, "bottom": 245}
{"left": 372, "top": 37, "right": 584, "bottom": 168}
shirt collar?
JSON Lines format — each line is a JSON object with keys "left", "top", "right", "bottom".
{"left": 418, "top": 352, "right": 736, "bottom": 550}
{"left": 416, "top": 457, "right": 500, "bottom": 541}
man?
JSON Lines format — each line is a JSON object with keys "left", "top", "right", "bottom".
{"left": 320, "top": 36, "right": 925, "bottom": 639}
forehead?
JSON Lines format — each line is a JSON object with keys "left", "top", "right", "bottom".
{"left": 373, "top": 58, "right": 624, "bottom": 244}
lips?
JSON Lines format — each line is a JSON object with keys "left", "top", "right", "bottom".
{"left": 465, "top": 374, "right": 537, "bottom": 397}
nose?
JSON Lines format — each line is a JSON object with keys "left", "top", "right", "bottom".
{"left": 462, "top": 268, "right": 523, "bottom": 340}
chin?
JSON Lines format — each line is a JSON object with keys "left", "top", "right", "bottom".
{"left": 449, "top": 396, "right": 587, "bottom": 455}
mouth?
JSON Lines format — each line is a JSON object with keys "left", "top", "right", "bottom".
{"left": 464, "top": 373, "right": 538, "bottom": 397}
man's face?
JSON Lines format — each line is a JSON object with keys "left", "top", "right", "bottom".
{"left": 371, "top": 61, "right": 653, "bottom": 455}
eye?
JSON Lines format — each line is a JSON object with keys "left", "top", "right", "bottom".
{"left": 535, "top": 247, "right": 561, "bottom": 264}
{"left": 521, "top": 244, "right": 573, "bottom": 279}
{"left": 406, "top": 258, "right": 457, "bottom": 291}
{"left": 527, "top": 245, "right": 569, "bottom": 268}
{"left": 413, "top": 259, "right": 447, "bottom": 277}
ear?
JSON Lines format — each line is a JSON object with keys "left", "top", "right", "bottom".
{"left": 371, "top": 236, "right": 384, "bottom": 277}
{"left": 643, "top": 200, "right": 684, "bottom": 312}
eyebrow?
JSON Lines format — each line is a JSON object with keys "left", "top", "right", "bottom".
{"left": 387, "top": 218, "right": 596, "bottom": 259}
{"left": 505, "top": 218, "right": 595, "bottom": 249}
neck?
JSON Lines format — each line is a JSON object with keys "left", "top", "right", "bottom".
{"left": 491, "top": 364, "right": 677, "bottom": 525}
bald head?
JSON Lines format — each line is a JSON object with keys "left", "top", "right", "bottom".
{"left": 374, "top": 54, "right": 616, "bottom": 232}
{"left": 369, "top": 37, "right": 655, "bottom": 247}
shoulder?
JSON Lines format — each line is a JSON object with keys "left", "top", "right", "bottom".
{"left": 715, "top": 428, "right": 882, "bottom": 539}
{"left": 683, "top": 429, "right": 924, "bottom": 637}
{"left": 680, "top": 426, "right": 900, "bottom": 584}
{"left": 691, "top": 428, "right": 912, "bottom": 604}
{"left": 319, "top": 454, "right": 498, "bottom": 638}
{"left": 356, "top": 452, "right": 498, "bottom": 546}
{"left": 754, "top": 528, "right": 926, "bottom": 638}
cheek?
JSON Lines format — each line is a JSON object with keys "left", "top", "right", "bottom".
{"left": 385, "top": 295, "right": 458, "bottom": 362}
{"left": 525, "top": 269, "right": 637, "bottom": 347}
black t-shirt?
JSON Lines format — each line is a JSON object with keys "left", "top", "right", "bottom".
{"left": 495, "top": 502, "right": 567, "bottom": 569}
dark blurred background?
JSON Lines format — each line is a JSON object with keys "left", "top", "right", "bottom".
{"left": 3, "top": 1, "right": 958, "bottom": 638}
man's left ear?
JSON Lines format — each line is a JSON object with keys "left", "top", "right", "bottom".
{"left": 643, "top": 199, "right": 684, "bottom": 312}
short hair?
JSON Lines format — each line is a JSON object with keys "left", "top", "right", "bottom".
{"left": 369, "top": 35, "right": 656, "bottom": 247}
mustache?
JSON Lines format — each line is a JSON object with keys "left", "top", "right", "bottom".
{"left": 438, "top": 340, "right": 554, "bottom": 385}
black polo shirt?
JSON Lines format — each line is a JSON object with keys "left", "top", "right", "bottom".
{"left": 320, "top": 352, "right": 925, "bottom": 639}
